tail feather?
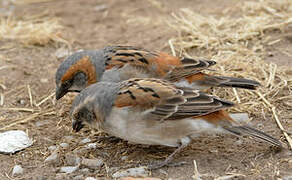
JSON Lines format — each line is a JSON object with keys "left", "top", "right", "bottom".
{"left": 224, "top": 125, "right": 282, "bottom": 148}
{"left": 198, "top": 75, "right": 261, "bottom": 90}
{"left": 217, "top": 76, "right": 261, "bottom": 90}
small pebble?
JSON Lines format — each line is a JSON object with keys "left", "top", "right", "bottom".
{"left": 60, "top": 143, "right": 69, "bottom": 149}
{"left": 59, "top": 166, "right": 79, "bottom": 173}
{"left": 65, "top": 153, "right": 81, "bottom": 166}
{"left": 0, "top": 130, "right": 33, "bottom": 154}
{"left": 40, "top": 78, "right": 48, "bottom": 83}
{"left": 121, "top": 156, "right": 128, "bottom": 161}
{"left": 19, "top": 99, "right": 26, "bottom": 105}
{"left": 80, "top": 168, "right": 90, "bottom": 173}
{"left": 36, "top": 176, "right": 48, "bottom": 180}
{"left": 257, "top": 123, "right": 264, "bottom": 129}
{"left": 86, "top": 143, "right": 97, "bottom": 149}
{"left": 283, "top": 176, "right": 292, "bottom": 180}
{"left": 73, "top": 147, "right": 88, "bottom": 154}
{"left": 81, "top": 158, "right": 104, "bottom": 169}
{"left": 12, "top": 165, "right": 23, "bottom": 176}
{"left": 234, "top": 139, "right": 243, "bottom": 146}
{"left": 64, "top": 136, "right": 74, "bottom": 141}
{"left": 158, "top": 169, "right": 168, "bottom": 175}
{"left": 267, "top": 52, "right": 274, "bottom": 57}
{"left": 209, "top": 149, "right": 218, "bottom": 153}
{"left": 73, "top": 175, "right": 84, "bottom": 180}
{"left": 44, "top": 150, "right": 60, "bottom": 165}
{"left": 85, "top": 177, "right": 97, "bottom": 180}
{"left": 35, "top": 120, "right": 50, "bottom": 127}
{"left": 94, "top": 4, "right": 108, "bottom": 12}
{"left": 112, "top": 167, "right": 148, "bottom": 178}
{"left": 80, "top": 138, "right": 91, "bottom": 144}
{"left": 48, "top": 145, "right": 57, "bottom": 151}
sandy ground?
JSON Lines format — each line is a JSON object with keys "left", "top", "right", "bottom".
{"left": 0, "top": 0, "right": 292, "bottom": 179}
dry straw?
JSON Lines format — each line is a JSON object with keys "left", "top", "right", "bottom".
{"left": 0, "top": 15, "right": 68, "bottom": 46}
{"left": 169, "top": 0, "right": 292, "bottom": 148}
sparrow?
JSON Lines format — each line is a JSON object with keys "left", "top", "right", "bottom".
{"left": 55, "top": 46, "right": 260, "bottom": 100}
{"left": 70, "top": 78, "right": 281, "bottom": 169}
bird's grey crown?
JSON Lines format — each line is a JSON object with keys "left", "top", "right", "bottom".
{"left": 70, "top": 82, "right": 120, "bottom": 118}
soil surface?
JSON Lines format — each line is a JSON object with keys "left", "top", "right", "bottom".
{"left": 0, "top": 0, "right": 292, "bottom": 179}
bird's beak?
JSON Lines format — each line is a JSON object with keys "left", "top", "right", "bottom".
{"left": 56, "top": 85, "right": 68, "bottom": 100}
{"left": 72, "top": 119, "right": 84, "bottom": 132}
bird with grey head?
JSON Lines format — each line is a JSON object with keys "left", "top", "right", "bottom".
{"left": 55, "top": 46, "right": 261, "bottom": 101}
{"left": 69, "top": 78, "right": 281, "bottom": 169}
{"left": 55, "top": 50, "right": 107, "bottom": 100}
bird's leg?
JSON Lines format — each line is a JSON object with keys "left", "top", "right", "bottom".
{"left": 148, "top": 137, "right": 190, "bottom": 170}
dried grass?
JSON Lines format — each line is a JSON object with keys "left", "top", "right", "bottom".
{"left": 0, "top": 109, "right": 55, "bottom": 131}
{"left": 169, "top": 0, "right": 292, "bottom": 148}
{"left": 0, "top": 83, "right": 56, "bottom": 130}
{"left": 0, "top": 15, "right": 69, "bottom": 46}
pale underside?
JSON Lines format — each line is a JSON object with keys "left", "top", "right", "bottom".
{"left": 95, "top": 107, "right": 226, "bottom": 147}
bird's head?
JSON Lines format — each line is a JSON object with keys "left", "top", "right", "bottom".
{"left": 55, "top": 50, "right": 106, "bottom": 100}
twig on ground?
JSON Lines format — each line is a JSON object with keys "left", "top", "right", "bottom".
{"left": 0, "top": 93, "right": 4, "bottom": 106}
{"left": 27, "top": 85, "right": 33, "bottom": 107}
{"left": 0, "top": 107, "right": 37, "bottom": 112}
{"left": 0, "top": 109, "right": 54, "bottom": 130}
{"left": 272, "top": 107, "right": 292, "bottom": 150}
{"left": 168, "top": 39, "right": 176, "bottom": 56}
{"left": 232, "top": 88, "right": 241, "bottom": 103}
{"left": 192, "top": 160, "right": 201, "bottom": 180}
{"left": 36, "top": 92, "right": 55, "bottom": 107}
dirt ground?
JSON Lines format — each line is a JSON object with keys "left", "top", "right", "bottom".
{"left": 0, "top": 0, "right": 292, "bottom": 179}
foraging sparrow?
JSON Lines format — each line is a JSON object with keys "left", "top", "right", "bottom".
{"left": 70, "top": 78, "right": 281, "bottom": 169}
{"left": 55, "top": 46, "right": 260, "bottom": 100}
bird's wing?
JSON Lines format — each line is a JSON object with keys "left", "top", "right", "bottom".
{"left": 114, "top": 78, "right": 234, "bottom": 121}
{"left": 104, "top": 46, "right": 216, "bottom": 79}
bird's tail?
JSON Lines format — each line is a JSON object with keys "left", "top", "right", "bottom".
{"left": 214, "top": 76, "right": 261, "bottom": 90}
{"left": 224, "top": 125, "right": 282, "bottom": 147}
{"left": 186, "top": 73, "right": 261, "bottom": 90}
